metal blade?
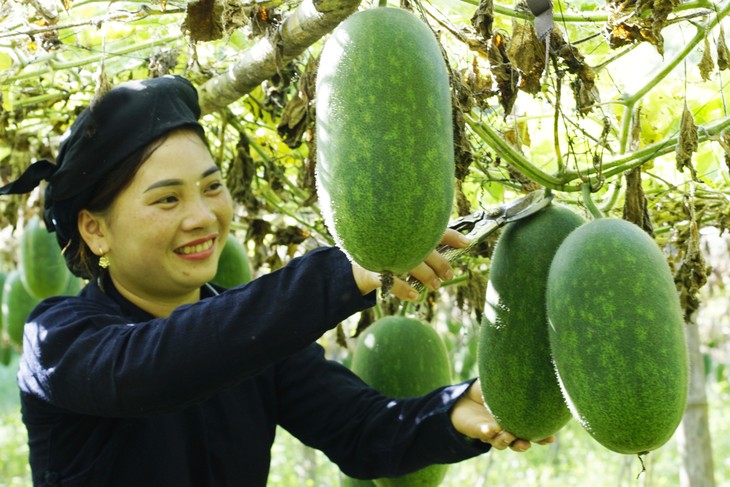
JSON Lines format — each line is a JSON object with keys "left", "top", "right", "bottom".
{"left": 408, "top": 190, "right": 553, "bottom": 293}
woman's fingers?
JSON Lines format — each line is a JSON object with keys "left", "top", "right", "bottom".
{"left": 440, "top": 228, "right": 471, "bottom": 249}
{"left": 351, "top": 229, "right": 471, "bottom": 300}
{"left": 406, "top": 229, "right": 470, "bottom": 290}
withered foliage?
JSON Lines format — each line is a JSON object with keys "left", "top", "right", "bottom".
{"left": 550, "top": 29, "right": 599, "bottom": 115}
{"left": 506, "top": 20, "right": 545, "bottom": 95}
{"left": 184, "top": 0, "right": 272, "bottom": 42}
{"left": 184, "top": 0, "right": 225, "bottom": 42}
{"left": 673, "top": 195, "right": 710, "bottom": 320}
{"left": 718, "top": 25, "right": 730, "bottom": 71}
{"left": 623, "top": 167, "right": 655, "bottom": 237}
{"left": 450, "top": 73, "right": 476, "bottom": 216}
{"left": 459, "top": 57, "right": 494, "bottom": 111}
{"left": 263, "top": 62, "right": 299, "bottom": 115}
{"left": 226, "top": 132, "right": 260, "bottom": 212}
{"left": 148, "top": 48, "right": 181, "bottom": 78}
{"left": 605, "top": 0, "right": 680, "bottom": 55}
{"left": 676, "top": 103, "right": 699, "bottom": 181}
{"left": 699, "top": 36, "right": 715, "bottom": 82}
{"left": 277, "top": 56, "right": 318, "bottom": 149}
{"left": 487, "top": 32, "right": 518, "bottom": 116}
{"left": 470, "top": 0, "right": 494, "bottom": 40}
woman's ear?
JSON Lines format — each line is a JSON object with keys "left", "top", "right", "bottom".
{"left": 77, "top": 209, "right": 108, "bottom": 256}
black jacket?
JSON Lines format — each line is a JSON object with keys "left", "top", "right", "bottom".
{"left": 18, "top": 247, "right": 489, "bottom": 486}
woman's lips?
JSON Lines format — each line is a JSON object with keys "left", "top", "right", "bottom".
{"left": 175, "top": 237, "right": 216, "bottom": 260}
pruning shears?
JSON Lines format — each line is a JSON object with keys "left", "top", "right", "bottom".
{"left": 409, "top": 190, "right": 554, "bottom": 292}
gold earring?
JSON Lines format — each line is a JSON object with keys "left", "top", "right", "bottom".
{"left": 99, "top": 249, "right": 110, "bottom": 269}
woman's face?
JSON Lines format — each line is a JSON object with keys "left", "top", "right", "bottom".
{"left": 101, "top": 130, "right": 233, "bottom": 303}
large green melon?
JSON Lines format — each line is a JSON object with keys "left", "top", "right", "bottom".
{"left": 212, "top": 237, "right": 252, "bottom": 288}
{"left": 316, "top": 7, "right": 454, "bottom": 274}
{"left": 2, "top": 270, "right": 40, "bottom": 349}
{"left": 546, "top": 218, "right": 689, "bottom": 455}
{"left": 351, "top": 316, "right": 452, "bottom": 486}
{"left": 19, "top": 216, "right": 70, "bottom": 299}
{"left": 479, "top": 204, "right": 584, "bottom": 441}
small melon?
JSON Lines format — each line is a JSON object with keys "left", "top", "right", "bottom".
{"left": 351, "top": 316, "right": 451, "bottom": 486}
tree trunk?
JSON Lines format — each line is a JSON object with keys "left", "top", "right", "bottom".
{"left": 198, "top": 0, "right": 360, "bottom": 114}
{"left": 677, "top": 315, "right": 715, "bottom": 487}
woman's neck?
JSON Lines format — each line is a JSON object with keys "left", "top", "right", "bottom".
{"left": 108, "top": 274, "right": 201, "bottom": 318}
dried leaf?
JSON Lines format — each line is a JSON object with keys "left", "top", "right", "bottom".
{"left": 718, "top": 25, "right": 729, "bottom": 71}
{"left": 226, "top": 133, "right": 260, "bottom": 212}
{"left": 452, "top": 77, "right": 475, "bottom": 185}
{"left": 184, "top": 0, "right": 225, "bottom": 42}
{"left": 471, "top": 0, "right": 494, "bottom": 40}
{"left": 506, "top": 20, "right": 545, "bottom": 94}
{"left": 676, "top": 103, "right": 699, "bottom": 180}
{"left": 459, "top": 57, "right": 493, "bottom": 110}
{"left": 551, "top": 29, "right": 599, "bottom": 115}
{"left": 277, "top": 56, "right": 317, "bottom": 148}
{"left": 148, "top": 48, "right": 180, "bottom": 78}
{"left": 622, "top": 167, "right": 654, "bottom": 237}
{"left": 90, "top": 70, "right": 112, "bottom": 108}
{"left": 699, "top": 36, "right": 714, "bottom": 81}
{"left": 487, "top": 32, "right": 518, "bottom": 116}
{"left": 604, "top": 0, "right": 679, "bottom": 54}
{"left": 503, "top": 118, "right": 531, "bottom": 149}
{"left": 673, "top": 193, "right": 709, "bottom": 319}
{"left": 277, "top": 94, "right": 309, "bottom": 148}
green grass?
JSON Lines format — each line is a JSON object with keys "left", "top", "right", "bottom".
{"left": 0, "top": 351, "right": 31, "bottom": 487}
{"left": 1, "top": 352, "right": 729, "bottom": 487}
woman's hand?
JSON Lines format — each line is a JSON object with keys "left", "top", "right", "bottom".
{"left": 351, "top": 228, "right": 470, "bottom": 301}
{"left": 450, "top": 380, "right": 556, "bottom": 452}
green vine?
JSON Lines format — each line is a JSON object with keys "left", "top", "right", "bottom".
{"left": 581, "top": 182, "right": 605, "bottom": 219}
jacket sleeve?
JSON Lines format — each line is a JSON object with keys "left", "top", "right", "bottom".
{"left": 19, "top": 247, "right": 375, "bottom": 417}
{"left": 275, "top": 344, "right": 491, "bottom": 480}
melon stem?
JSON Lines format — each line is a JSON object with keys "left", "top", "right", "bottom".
{"left": 581, "top": 182, "right": 605, "bottom": 220}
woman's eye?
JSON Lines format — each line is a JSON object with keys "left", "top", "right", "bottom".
{"left": 156, "top": 195, "right": 179, "bottom": 205}
{"left": 206, "top": 181, "right": 224, "bottom": 193}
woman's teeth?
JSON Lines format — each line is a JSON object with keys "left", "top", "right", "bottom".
{"left": 176, "top": 240, "right": 214, "bottom": 255}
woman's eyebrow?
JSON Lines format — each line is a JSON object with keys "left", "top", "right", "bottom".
{"left": 202, "top": 166, "right": 221, "bottom": 178}
{"left": 144, "top": 166, "right": 221, "bottom": 193}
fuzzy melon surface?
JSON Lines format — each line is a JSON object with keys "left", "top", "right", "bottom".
{"left": 2, "top": 270, "right": 40, "bottom": 348}
{"left": 351, "top": 316, "right": 451, "bottom": 486}
{"left": 212, "top": 237, "right": 252, "bottom": 288}
{"left": 316, "top": 7, "right": 454, "bottom": 274}
{"left": 546, "top": 218, "right": 688, "bottom": 455}
{"left": 19, "top": 216, "right": 70, "bottom": 299}
{"left": 479, "top": 204, "right": 584, "bottom": 441}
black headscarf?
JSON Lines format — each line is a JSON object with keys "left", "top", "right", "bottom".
{"left": 0, "top": 75, "right": 203, "bottom": 265}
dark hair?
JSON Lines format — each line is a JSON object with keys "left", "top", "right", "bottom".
{"left": 67, "top": 127, "right": 207, "bottom": 279}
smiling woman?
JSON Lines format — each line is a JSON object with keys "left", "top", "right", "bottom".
{"left": 0, "top": 74, "right": 550, "bottom": 486}
{"left": 76, "top": 129, "right": 233, "bottom": 316}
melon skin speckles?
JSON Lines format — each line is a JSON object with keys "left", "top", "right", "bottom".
{"left": 547, "top": 218, "right": 689, "bottom": 455}
{"left": 19, "top": 216, "right": 70, "bottom": 299}
{"left": 212, "top": 237, "right": 252, "bottom": 288}
{"left": 479, "top": 204, "right": 584, "bottom": 441}
{"left": 351, "top": 316, "right": 451, "bottom": 486}
{"left": 315, "top": 7, "right": 454, "bottom": 274}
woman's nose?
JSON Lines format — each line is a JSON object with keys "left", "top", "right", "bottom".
{"left": 183, "top": 196, "right": 217, "bottom": 229}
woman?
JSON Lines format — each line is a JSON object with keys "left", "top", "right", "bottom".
{"left": 1, "top": 75, "right": 551, "bottom": 486}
